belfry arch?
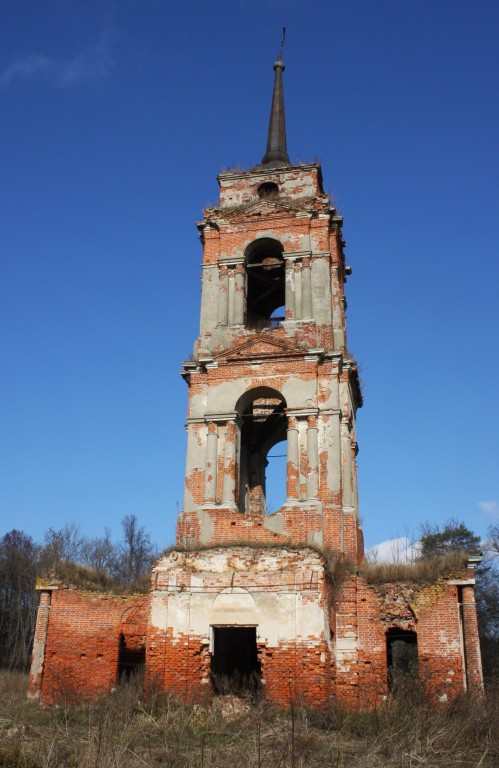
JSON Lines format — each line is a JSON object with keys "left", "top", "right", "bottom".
{"left": 245, "top": 238, "right": 285, "bottom": 329}
{"left": 236, "top": 387, "right": 287, "bottom": 515}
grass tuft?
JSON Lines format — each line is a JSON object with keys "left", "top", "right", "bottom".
{"left": 37, "top": 561, "right": 150, "bottom": 595}
{"left": 359, "top": 551, "right": 469, "bottom": 584}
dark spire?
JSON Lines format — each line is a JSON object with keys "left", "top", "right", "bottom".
{"left": 261, "top": 51, "right": 290, "bottom": 167}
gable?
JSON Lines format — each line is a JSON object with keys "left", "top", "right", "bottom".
{"left": 214, "top": 334, "right": 307, "bottom": 362}
{"left": 224, "top": 200, "right": 300, "bottom": 221}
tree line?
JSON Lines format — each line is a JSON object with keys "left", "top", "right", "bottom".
{"left": 0, "top": 515, "right": 158, "bottom": 671}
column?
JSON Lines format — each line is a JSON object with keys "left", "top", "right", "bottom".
{"left": 285, "top": 258, "right": 295, "bottom": 320}
{"left": 306, "top": 415, "right": 319, "bottom": 499}
{"left": 222, "top": 420, "right": 237, "bottom": 506}
{"left": 203, "top": 422, "right": 218, "bottom": 504}
{"left": 460, "top": 584, "right": 484, "bottom": 692}
{"left": 286, "top": 416, "right": 299, "bottom": 501}
{"left": 341, "top": 418, "right": 354, "bottom": 508}
{"left": 301, "top": 256, "right": 313, "bottom": 319}
{"left": 216, "top": 265, "right": 229, "bottom": 326}
{"left": 233, "top": 263, "right": 245, "bottom": 325}
{"left": 331, "top": 265, "right": 345, "bottom": 349}
{"left": 27, "top": 590, "right": 52, "bottom": 701}
{"left": 294, "top": 261, "right": 302, "bottom": 320}
{"left": 352, "top": 438, "right": 359, "bottom": 519}
{"left": 227, "top": 268, "right": 235, "bottom": 326}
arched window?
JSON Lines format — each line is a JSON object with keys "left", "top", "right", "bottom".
{"left": 236, "top": 387, "right": 287, "bottom": 515}
{"left": 257, "top": 181, "right": 279, "bottom": 200}
{"left": 245, "top": 239, "right": 285, "bottom": 329}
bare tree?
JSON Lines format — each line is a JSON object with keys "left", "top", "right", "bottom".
{"left": 0, "top": 530, "right": 39, "bottom": 670}
{"left": 42, "top": 522, "right": 84, "bottom": 570}
{"left": 117, "top": 514, "right": 157, "bottom": 587}
{"left": 80, "top": 527, "right": 117, "bottom": 575}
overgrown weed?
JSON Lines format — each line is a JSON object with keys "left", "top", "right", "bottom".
{"left": 0, "top": 670, "right": 497, "bottom": 767}
{"left": 360, "top": 550, "right": 469, "bottom": 584}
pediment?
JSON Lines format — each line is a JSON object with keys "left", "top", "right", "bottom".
{"left": 215, "top": 334, "right": 307, "bottom": 362}
{"left": 225, "top": 201, "right": 300, "bottom": 220}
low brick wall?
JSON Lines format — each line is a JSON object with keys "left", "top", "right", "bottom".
{"left": 29, "top": 588, "right": 149, "bottom": 703}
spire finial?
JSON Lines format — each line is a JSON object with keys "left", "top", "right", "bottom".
{"left": 261, "top": 31, "right": 290, "bottom": 167}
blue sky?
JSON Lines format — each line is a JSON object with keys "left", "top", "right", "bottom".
{"left": 1, "top": 0, "right": 498, "bottom": 553}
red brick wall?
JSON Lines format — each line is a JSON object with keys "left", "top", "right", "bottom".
{"left": 30, "top": 565, "right": 483, "bottom": 710}
{"left": 34, "top": 589, "right": 149, "bottom": 703}
{"left": 333, "top": 574, "right": 479, "bottom": 709}
{"left": 260, "top": 641, "right": 332, "bottom": 708}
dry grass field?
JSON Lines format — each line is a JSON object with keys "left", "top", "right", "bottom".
{"left": 0, "top": 671, "right": 497, "bottom": 768}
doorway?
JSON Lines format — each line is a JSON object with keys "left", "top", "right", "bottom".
{"left": 117, "top": 633, "right": 145, "bottom": 683}
{"left": 386, "top": 628, "right": 418, "bottom": 691}
{"left": 211, "top": 626, "right": 261, "bottom": 695}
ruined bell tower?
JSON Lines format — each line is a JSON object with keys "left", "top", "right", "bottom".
{"left": 29, "top": 50, "right": 484, "bottom": 710}
{"left": 177, "top": 51, "right": 363, "bottom": 560}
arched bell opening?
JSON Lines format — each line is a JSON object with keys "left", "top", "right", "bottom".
{"left": 236, "top": 387, "right": 287, "bottom": 515}
{"left": 245, "top": 238, "right": 285, "bottom": 329}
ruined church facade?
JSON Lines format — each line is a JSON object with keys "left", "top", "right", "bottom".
{"left": 28, "top": 54, "right": 483, "bottom": 709}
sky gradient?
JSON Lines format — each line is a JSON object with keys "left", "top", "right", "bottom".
{"left": 1, "top": 0, "right": 498, "bottom": 553}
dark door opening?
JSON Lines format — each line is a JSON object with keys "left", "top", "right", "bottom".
{"left": 386, "top": 628, "right": 418, "bottom": 691}
{"left": 117, "top": 633, "right": 145, "bottom": 683}
{"left": 211, "top": 626, "right": 261, "bottom": 695}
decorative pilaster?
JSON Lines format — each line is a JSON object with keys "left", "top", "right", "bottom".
{"left": 222, "top": 420, "right": 238, "bottom": 506}
{"left": 217, "top": 265, "right": 229, "bottom": 326}
{"left": 285, "top": 258, "right": 295, "bottom": 320}
{"left": 331, "top": 264, "right": 345, "bottom": 349}
{"left": 233, "top": 263, "right": 245, "bottom": 325}
{"left": 286, "top": 416, "right": 299, "bottom": 501}
{"left": 294, "top": 261, "right": 302, "bottom": 320}
{"left": 301, "top": 256, "right": 313, "bottom": 319}
{"left": 306, "top": 415, "right": 319, "bottom": 499}
{"left": 27, "top": 589, "right": 52, "bottom": 701}
{"left": 204, "top": 422, "right": 218, "bottom": 504}
{"left": 352, "top": 438, "right": 359, "bottom": 519}
{"left": 341, "top": 418, "right": 354, "bottom": 508}
{"left": 460, "top": 581, "right": 484, "bottom": 692}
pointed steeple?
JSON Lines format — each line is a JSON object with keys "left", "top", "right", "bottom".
{"left": 261, "top": 52, "right": 290, "bottom": 167}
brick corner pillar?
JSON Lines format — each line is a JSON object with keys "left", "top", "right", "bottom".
{"left": 460, "top": 583, "right": 484, "bottom": 693}
{"left": 28, "top": 589, "right": 52, "bottom": 701}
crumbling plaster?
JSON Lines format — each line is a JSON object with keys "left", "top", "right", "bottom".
{"left": 150, "top": 547, "right": 329, "bottom": 649}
